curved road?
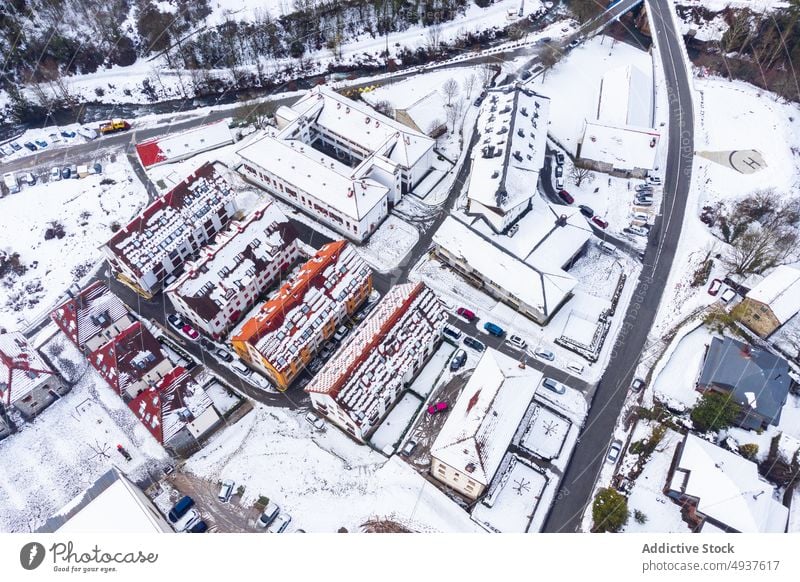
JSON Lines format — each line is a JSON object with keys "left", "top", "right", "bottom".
{"left": 543, "top": 0, "right": 694, "bottom": 532}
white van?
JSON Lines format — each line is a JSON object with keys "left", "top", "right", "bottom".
{"left": 598, "top": 241, "right": 617, "bottom": 254}
{"left": 77, "top": 127, "right": 97, "bottom": 140}
{"left": 3, "top": 172, "right": 19, "bottom": 194}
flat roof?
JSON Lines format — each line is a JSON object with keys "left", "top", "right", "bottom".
{"left": 580, "top": 120, "right": 660, "bottom": 171}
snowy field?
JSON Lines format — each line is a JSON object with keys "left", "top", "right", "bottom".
{"left": 0, "top": 333, "right": 169, "bottom": 532}
{"left": 408, "top": 343, "right": 455, "bottom": 398}
{"left": 369, "top": 392, "right": 424, "bottom": 453}
{"left": 0, "top": 157, "right": 147, "bottom": 332}
{"left": 184, "top": 404, "right": 481, "bottom": 532}
{"left": 355, "top": 215, "right": 419, "bottom": 273}
{"left": 472, "top": 456, "right": 548, "bottom": 533}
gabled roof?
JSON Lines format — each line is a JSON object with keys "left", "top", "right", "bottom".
{"left": 89, "top": 322, "right": 166, "bottom": 397}
{"left": 745, "top": 265, "right": 800, "bottom": 324}
{"left": 128, "top": 366, "right": 214, "bottom": 444}
{"left": 670, "top": 434, "right": 788, "bottom": 532}
{"left": 698, "top": 336, "right": 791, "bottom": 425}
{"left": 0, "top": 332, "right": 55, "bottom": 406}
{"left": 50, "top": 281, "right": 129, "bottom": 349}
{"left": 430, "top": 349, "right": 538, "bottom": 486}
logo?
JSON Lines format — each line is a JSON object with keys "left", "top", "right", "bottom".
{"left": 20, "top": 542, "right": 46, "bottom": 570}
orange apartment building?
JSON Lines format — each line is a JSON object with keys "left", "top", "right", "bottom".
{"left": 231, "top": 241, "right": 372, "bottom": 390}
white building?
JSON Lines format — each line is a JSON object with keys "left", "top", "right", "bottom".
{"left": 467, "top": 86, "right": 550, "bottom": 233}
{"left": 306, "top": 282, "right": 446, "bottom": 442}
{"left": 0, "top": 332, "right": 66, "bottom": 420}
{"left": 135, "top": 120, "right": 233, "bottom": 168}
{"left": 166, "top": 201, "right": 301, "bottom": 339}
{"left": 433, "top": 216, "right": 579, "bottom": 325}
{"left": 430, "top": 348, "right": 539, "bottom": 500}
{"left": 37, "top": 468, "right": 173, "bottom": 533}
{"left": 666, "top": 434, "right": 788, "bottom": 533}
{"left": 102, "top": 162, "right": 237, "bottom": 298}
{"left": 237, "top": 85, "right": 436, "bottom": 242}
{"left": 577, "top": 65, "right": 660, "bottom": 174}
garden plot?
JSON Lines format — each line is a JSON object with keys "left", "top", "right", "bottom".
{"left": 651, "top": 325, "right": 715, "bottom": 411}
{"left": 519, "top": 405, "right": 572, "bottom": 461}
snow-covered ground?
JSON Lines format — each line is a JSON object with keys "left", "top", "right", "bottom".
{"left": 0, "top": 333, "right": 169, "bottom": 532}
{"left": 408, "top": 343, "right": 456, "bottom": 399}
{"left": 519, "top": 405, "right": 572, "bottom": 460}
{"left": 0, "top": 156, "right": 148, "bottom": 332}
{"left": 621, "top": 426, "right": 688, "bottom": 533}
{"left": 184, "top": 404, "right": 481, "bottom": 532}
{"left": 369, "top": 392, "right": 424, "bottom": 453}
{"left": 355, "top": 215, "right": 419, "bottom": 273}
{"left": 649, "top": 323, "right": 712, "bottom": 411}
{"left": 473, "top": 456, "right": 548, "bottom": 533}
{"left": 204, "top": 382, "right": 242, "bottom": 416}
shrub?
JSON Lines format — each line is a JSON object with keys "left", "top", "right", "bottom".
{"left": 592, "top": 488, "right": 629, "bottom": 533}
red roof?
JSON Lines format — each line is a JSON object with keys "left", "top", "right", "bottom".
{"left": 135, "top": 140, "right": 165, "bottom": 168}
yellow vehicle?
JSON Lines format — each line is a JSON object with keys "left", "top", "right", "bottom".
{"left": 99, "top": 119, "right": 130, "bottom": 135}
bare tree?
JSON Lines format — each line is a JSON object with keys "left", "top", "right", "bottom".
{"left": 724, "top": 227, "right": 798, "bottom": 275}
{"left": 373, "top": 100, "right": 393, "bottom": 117}
{"left": 463, "top": 73, "right": 477, "bottom": 99}
{"left": 427, "top": 24, "right": 442, "bottom": 53}
{"left": 570, "top": 165, "right": 594, "bottom": 187}
{"left": 539, "top": 43, "right": 564, "bottom": 79}
{"left": 479, "top": 64, "right": 495, "bottom": 87}
{"left": 442, "top": 78, "right": 459, "bottom": 107}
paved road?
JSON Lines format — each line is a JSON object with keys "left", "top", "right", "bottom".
{"left": 543, "top": 0, "right": 694, "bottom": 532}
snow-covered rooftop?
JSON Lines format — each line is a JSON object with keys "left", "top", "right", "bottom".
{"left": 237, "top": 135, "right": 389, "bottom": 221}
{"left": 0, "top": 332, "right": 55, "bottom": 405}
{"left": 596, "top": 65, "right": 652, "bottom": 127}
{"left": 50, "top": 281, "right": 130, "bottom": 349}
{"left": 288, "top": 85, "right": 434, "bottom": 168}
{"left": 433, "top": 216, "right": 577, "bottom": 318}
{"left": 39, "top": 468, "right": 171, "bottom": 533}
{"left": 306, "top": 282, "right": 445, "bottom": 431}
{"left": 135, "top": 120, "right": 233, "bottom": 168}
{"left": 402, "top": 91, "right": 446, "bottom": 135}
{"left": 430, "top": 348, "right": 539, "bottom": 487}
{"left": 167, "top": 200, "right": 298, "bottom": 321}
{"left": 579, "top": 120, "right": 660, "bottom": 171}
{"left": 468, "top": 86, "right": 550, "bottom": 214}
{"left": 234, "top": 241, "right": 371, "bottom": 374}
{"left": 670, "top": 434, "right": 788, "bottom": 533}
{"left": 745, "top": 265, "right": 800, "bottom": 324}
{"left": 129, "top": 366, "right": 214, "bottom": 444}
{"left": 104, "top": 162, "right": 235, "bottom": 277}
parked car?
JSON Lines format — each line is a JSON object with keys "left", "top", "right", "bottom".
{"left": 175, "top": 508, "right": 200, "bottom": 532}
{"left": 34, "top": 139, "right": 48, "bottom": 148}
{"left": 633, "top": 198, "right": 653, "bottom": 207}
{"left": 427, "top": 401, "right": 448, "bottom": 415}
{"left": 93, "top": 162, "right": 102, "bottom": 174}
{"left": 625, "top": 226, "right": 649, "bottom": 237}
{"left": 598, "top": 241, "right": 617, "bottom": 254}
{"left": 168, "top": 496, "right": 195, "bottom": 523}
{"left": 533, "top": 348, "right": 555, "bottom": 362}
{"left": 483, "top": 321, "right": 505, "bottom": 337}
{"left": 231, "top": 359, "right": 253, "bottom": 379}
{"left": 555, "top": 152, "right": 565, "bottom": 165}
{"left": 305, "top": 412, "right": 325, "bottom": 430}
{"left": 555, "top": 175, "right": 565, "bottom": 189}
{"left": 23, "top": 141, "right": 37, "bottom": 151}
{"left": 308, "top": 358, "right": 324, "bottom": 374}
{"left": 333, "top": 325, "right": 349, "bottom": 343}
{"left": 647, "top": 175, "right": 662, "bottom": 186}
{"left": 558, "top": 189, "right": 574, "bottom": 204}
{"left": 592, "top": 216, "right": 609, "bottom": 229}
{"left": 708, "top": 278, "right": 722, "bottom": 296}
{"left": 631, "top": 378, "right": 645, "bottom": 392}
{"left": 319, "top": 341, "right": 335, "bottom": 360}
{"left": 50, "top": 167, "right": 61, "bottom": 181}
{"left": 607, "top": 440, "right": 623, "bottom": 463}
{"left": 257, "top": 502, "right": 280, "bottom": 528}
{"left": 69, "top": 164, "right": 78, "bottom": 178}
{"left": 167, "top": 313, "right": 185, "bottom": 331}
{"left": 9, "top": 141, "right": 22, "bottom": 151}
{"left": 456, "top": 307, "right": 476, "bottom": 322}
{"left": 450, "top": 349, "right": 467, "bottom": 371}
{"left": 632, "top": 212, "right": 650, "bottom": 224}
{"left": 635, "top": 183, "right": 652, "bottom": 192}
{"left": 77, "top": 127, "right": 97, "bottom": 140}
{"left": 267, "top": 513, "right": 292, "bottom": 533}
{"left": 218, "top": 480, "right": 235, "bottom": 503}
{"left": 20, "top": 172, "right": 36, "bottom": 185}
{"left": 720, "top": 288, "right": 737, "bottom": 303}
{"left": 567, "top": 361, "right": 584, "bottom": 375}
{"left": 555, "top": 165, "right": 563, "bottom": 178}
{"left": 520, "top": 69, "right": 532, "bottom": 80}
{"left": 568, "top": 38, "right": 580, "bottom": 48}
{"left": 60, "top": 130, "right": 77, "bottom": 138}
{"left": 187, "top": 520, "right": 208, "bottom": 533}
{"left": 180, "top": 324, "right": 200, "bottom": 341}
{"left": 248, "top": 371, "right": 272, "bottom": 390}
{"left": 508, "top": 334, "right": 527, "bottom": 350}
{"left": 443, "top": 325, "right": 463, "bottom": 342}
{"left": 463, "top": 336, "right": 485, "bottom": 352}
{"left": 578, "top": 205, "right": 594, "bottom": 218}
{"left": 199, "top": 337, "right": 215, "bottom": 350}
{"left": 401, "top": 440, "right": 417, "bottom": 456}
{"left": 61, "top": 166, "right": 71, "bottom": 179}
{"left": 214, "top": 348, "right": 234, "bottom": 362}
{"left": 541, "top": 377, "right": 566, "bottom": 395}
